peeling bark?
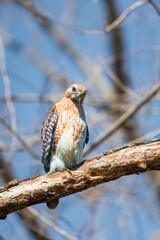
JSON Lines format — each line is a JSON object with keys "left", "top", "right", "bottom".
{"left": 0, "top": 139, "right": 160, "bottom": 219}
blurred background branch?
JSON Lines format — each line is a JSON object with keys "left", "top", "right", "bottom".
{"left": 0, "top": 0, "right": 160, "bottom": 239}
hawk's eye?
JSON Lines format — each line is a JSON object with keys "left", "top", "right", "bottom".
{"left": 72, "top": 86, "right": 76, "bottom": 92}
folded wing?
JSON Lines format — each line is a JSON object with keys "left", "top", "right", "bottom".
{"left": 41, "top": 105, "right": 58, "bottom": 173}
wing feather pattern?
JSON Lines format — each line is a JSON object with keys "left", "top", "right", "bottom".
{"left": 84, "top": 123, "right": 89, "bottom": 147}
{"left": 41, "top": 105, "right": 58, "bottom": 173}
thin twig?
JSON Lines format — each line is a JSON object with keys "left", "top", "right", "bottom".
{"left": 13, "top": 0, "right": 115, "bottom": 101}
{"left": 104, "top": 0, "right": 147, "bottom": 33}
{"left": 107, "top": 46, "right": 160, "bottom": 65}
{"left": 0, "top": 26, "right": 67, "bottom": 85}
{"left": 148, "top": 0, "right": 160, "bottom": 16}
{"left": 28, "top": 207, "right": 78, "bottom": 240}
{"left": 0, "top": 134, "right": 40, "bottom": 152}
{"left": 0, "top": 116, "right": 40, "bottom": 160}
{"left": 0, "top": 34, "right": 17, "bottom": 150}
{"left": 127, "top": 127, "right": 160, "bottom": 145}
{"left": 99, "top": 56, "right": 138, "bottom": 99}
{"left": 78, "top": 0, "right": 148, "bottom": 34}
{"left": 0, "top": 93, "right": 60, "bottom": 103}
{"left": 84, "top": 81, "right": 160, "bottom": 156}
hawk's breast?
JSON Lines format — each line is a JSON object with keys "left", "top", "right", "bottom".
{"left": 52, "top": 109, "right": 86, "bottom": 167}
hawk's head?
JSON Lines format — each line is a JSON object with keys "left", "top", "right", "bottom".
{"left": 65, "top": 83, "right": 87, "bottom": 103}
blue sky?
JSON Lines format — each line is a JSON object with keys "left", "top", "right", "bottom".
{"left": 0, "top": 0, "right": 160, "bottom": 239}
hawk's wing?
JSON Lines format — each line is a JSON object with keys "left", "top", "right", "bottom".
{"left": 84, "top": 123, "right": 89, "bottom": 147}
{"left": 41, "top": 105, "right": 58, "bottom": 173}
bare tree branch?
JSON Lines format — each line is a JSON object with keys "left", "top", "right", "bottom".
{"left": 27, "top": 207, "right": 78, "bottom": 240}
{"left": 0, "top": 154, "right": 78, "bottom": 240}
{"left": 148, "top": 0, "right": 160, "bottom": 16}
{"left": 0, "top": 34, "right": 17, "bottom": 149}
{"left": 78, "top": 0, "right": 148, "bottom": 34}
{"left": 0, "top": 139, "right": 160, "bottom": 219}
{"left": 13, "top": 0, "right": 115, "bottom": 101}
{"left": 84, "top": 81, "right": 160, "bottom": 156}
{"left": 0, "top": 93, "right": 60, "bottom": 103}
{"left": 99, "top": 57, "right": 137, "bottom": 98}
{"left": 0, "top": 27, "right": 66, "bottom": 85}
{"left": 0, "top": 116, "right": 40, "bottom": 160}
{"left": 0, "top": 155, "right": 50, "bottom": 240}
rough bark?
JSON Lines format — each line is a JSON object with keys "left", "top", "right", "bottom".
{"left": 0, "top": 139, "right": 160, "bottom": 219}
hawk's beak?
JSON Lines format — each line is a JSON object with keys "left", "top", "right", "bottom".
{"left": 76, "top": 91, "right": 82, "bottom": 102}
{"left": 77, "top": 91, "right": 82, "bottom": 98}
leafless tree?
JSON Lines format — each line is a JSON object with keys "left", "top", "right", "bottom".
{"left": 0, "top": 0, "right": 160, "bottom": 239}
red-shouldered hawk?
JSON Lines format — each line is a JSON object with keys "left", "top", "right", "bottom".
{"left": 41, "top": 83, "right": 89, "bottom": 209}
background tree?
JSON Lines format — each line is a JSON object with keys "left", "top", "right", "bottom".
{"left": 0, "top": 0, "right": 160, "bottom": 239}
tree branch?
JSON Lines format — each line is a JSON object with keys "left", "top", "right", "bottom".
{"left": 84, "top": 81, "right": 160, "bottom": 156}
{"left": 0, "top": 155, "right": 50, "bottom": 240}
{"left": 0, "top": 116, "right": 40, "bottom": 160}
{"left": 78, "top": 0, "right": 147, "bottom": 34}
{"left": 0, "top": 139, "right": 160, "bottom": 219}
{"left": 13, "top": 0, "right": 115, "bottom": 101}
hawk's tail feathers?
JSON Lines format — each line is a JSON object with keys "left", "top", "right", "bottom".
{"left": 46, "top": 199, "right": 59, "bottom": 209}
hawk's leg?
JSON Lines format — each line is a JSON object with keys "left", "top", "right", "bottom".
{"left": 61, "top": 167, "right": 73, "bottom": 175}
